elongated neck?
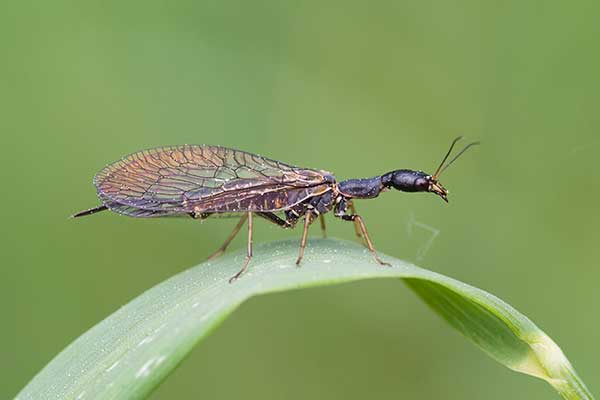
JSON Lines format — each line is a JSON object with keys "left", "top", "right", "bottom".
{"left": 337, "top": 176, "right": 383, "bottom": 199}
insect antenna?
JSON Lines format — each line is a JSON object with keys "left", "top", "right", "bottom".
{"left": 432, "top": 136, "right": 463, "bottom": 179}
{"left": 434, "top": 139, "right": 480, "bottom": 179}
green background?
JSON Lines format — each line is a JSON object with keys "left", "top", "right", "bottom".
{"left": 3, "top": 1, "right": 598, "bottom": 398}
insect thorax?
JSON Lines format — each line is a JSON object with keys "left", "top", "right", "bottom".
{"left": 337, "top": 176, "right": 384, "bottom": 199}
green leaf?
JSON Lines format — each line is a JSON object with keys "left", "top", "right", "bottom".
{"left": 17, "top": 239, "right": 594, "bottom": 400}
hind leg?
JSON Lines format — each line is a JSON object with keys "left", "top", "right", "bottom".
{"left": 206, "top": 214, "right": 248, "bottom": 260}
{"left": 229, "top": 212, "right": 254, "bottom": 283}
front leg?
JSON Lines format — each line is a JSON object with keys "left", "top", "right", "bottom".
{"left": 335, "top": 199, "right": 390, "bottom": 266}
{"left": 340, "top": 214, "right": 390, "bottom": 266}
{"left": 334, "top": 199, "right": 365, "bottom": 247}
{"left": 347, "top": 201, "right": 364, "bottom": 242}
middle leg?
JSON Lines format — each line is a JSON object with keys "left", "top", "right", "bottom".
{"left": 319, "top": 214, "right": 327, "bottom": 238}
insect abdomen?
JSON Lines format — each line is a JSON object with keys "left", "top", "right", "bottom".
{"left": 190, "top": 185, "right": 332, "bottom": 213}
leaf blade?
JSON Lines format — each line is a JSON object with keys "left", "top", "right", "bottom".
{"left": 16, "top": 239, "right": 594, "bottom": 400}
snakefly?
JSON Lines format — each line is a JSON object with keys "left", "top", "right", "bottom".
{"left": 73, "top": 137, "right": 478, "bottom": 282}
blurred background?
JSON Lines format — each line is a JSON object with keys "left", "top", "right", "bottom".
{"left": 3, "top": 1, "right": 599, "bottom": 398}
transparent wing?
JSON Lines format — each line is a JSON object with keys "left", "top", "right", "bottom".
{"left": 94, "top": 145, "right": 332, "bottom": 214}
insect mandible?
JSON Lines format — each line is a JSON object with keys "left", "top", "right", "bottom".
{"left": 73, "top": 137, "right": 479, "bottom": 282}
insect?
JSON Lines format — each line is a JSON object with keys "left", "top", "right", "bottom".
{"left": 74, "top": 137, "right": 478, "bottom": 282}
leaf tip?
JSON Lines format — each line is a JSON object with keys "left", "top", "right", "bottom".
{"left": 511, "top": 333, "right": 570, "bottom": 380}
{"left": 511, "top": 333, "right": 594, "bottom": 399}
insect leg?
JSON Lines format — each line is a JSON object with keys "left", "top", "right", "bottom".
{"left": 348, "top": 201, "right": 364, "bottom": 242}
{"left": 319, "top": 214, "right": 327, "bottom": 238}
{"left": 341, "top": 214, "right": 390, "bottom": 266}
{"left": 296, "top": 210, "right": 313, "bottom": 266}
{"left": 206, "top": 214, "right": 248, "bottom": 260}
{"left": 229, "top": 212, "right": 253, "bottom": 283}
{"left": 257, "top": 212, "right": 293, "bottom": 228}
